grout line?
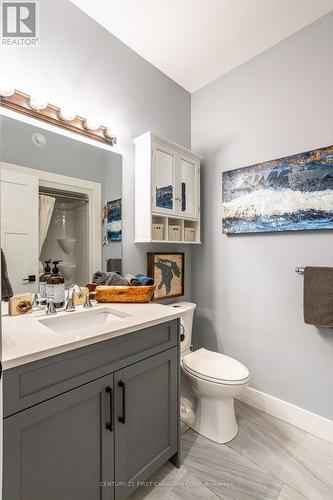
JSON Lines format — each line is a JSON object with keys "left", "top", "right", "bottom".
{"left": 275, "top": 482, "right": 286, "bottom": 500}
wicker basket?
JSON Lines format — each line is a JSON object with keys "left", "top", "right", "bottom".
{"left": 85, "top": 283, "right": 156, "bottom": 303}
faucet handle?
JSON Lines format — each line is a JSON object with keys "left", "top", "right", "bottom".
{"left": 46, "top": 298, "right": 57, "bottom": 315}
{"left": 83, "top": 291, "right": 95, "bottom": 309}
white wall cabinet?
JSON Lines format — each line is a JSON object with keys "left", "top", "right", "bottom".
{"left": 134, "top": 132, "right": 201, "bottom": 244}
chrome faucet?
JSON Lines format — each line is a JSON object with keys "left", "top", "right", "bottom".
{"left": 65, "top": 284, "right": 82, "bottom": 312}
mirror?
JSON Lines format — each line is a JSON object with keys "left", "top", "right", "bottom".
{"left": 0, "top": 115, "right": 122, "bottom": 298}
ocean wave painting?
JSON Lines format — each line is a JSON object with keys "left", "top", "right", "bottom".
{"left": 222, "top": 145, "right": 333, "bottom": 234}
{"left": 106, "top": 199, "right": 122, "bottom": 241}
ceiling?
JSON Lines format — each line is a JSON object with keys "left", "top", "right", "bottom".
{"left": 71, "top": 0, "right": 333, "bottom": 93}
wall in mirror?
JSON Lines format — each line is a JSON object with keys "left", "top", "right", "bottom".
{"left": 0, "top": 115, "right": 122, "bottom": 297}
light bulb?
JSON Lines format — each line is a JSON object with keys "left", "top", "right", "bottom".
{"left": 84, "top": 118, "right": 100, "bottom": 131}
{"left": 58, "top": 108, "right": 76, "bottom": 122}
{"left": 104, "top": 127, "right": 114, "bottom": 139}
{"left": 0, "top": 86, "right": 15, "bottom": 97}
{"left": 30, "top": 95, "right": 48, "bottom": 111}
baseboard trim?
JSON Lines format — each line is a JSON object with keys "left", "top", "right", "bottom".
{"left": 237, "top": 387, "right": 333, "bottom": 444}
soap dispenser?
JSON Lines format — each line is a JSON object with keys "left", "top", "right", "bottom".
{"left": 39, "top": 260, "right": 52, "bottom": 295}
{"left": 47, "top": 260, "right": 65, "bottom": 308}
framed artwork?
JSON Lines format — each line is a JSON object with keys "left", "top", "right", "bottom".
{"left": 222, "top": 144, "right": 333, "bottom": 234}
{"left": 156, "top": 185, "right": 173, "bottom": 209}
{"left": 103, "top": 199, "right": 122, "bottom": 244}
{"left": 147, "top": 252, "right": 185, "bottom": 300}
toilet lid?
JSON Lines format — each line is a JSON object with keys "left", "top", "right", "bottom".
{"left": 183, "top": 348, "right": 249, "bottom": 384}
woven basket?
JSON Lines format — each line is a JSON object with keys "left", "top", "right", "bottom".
{"left": 85, "top": 284, "right": 156, "bottom": 303}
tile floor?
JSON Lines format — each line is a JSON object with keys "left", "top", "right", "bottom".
{"left": 131, "top": 401, "right": 333, "bottom": 500}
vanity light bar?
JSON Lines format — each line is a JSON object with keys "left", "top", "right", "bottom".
{"left": 0, "top": 89, "right": 116, "bottom": 146}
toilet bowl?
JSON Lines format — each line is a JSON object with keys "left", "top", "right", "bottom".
{"left": 171, "top": 302, "right": 249, "bottom": 444}
{"left": 182, "top": 348, "right": 249, "bottom": 443}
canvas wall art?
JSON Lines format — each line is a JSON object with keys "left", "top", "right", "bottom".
{"left": 222, "top": 144, "right": 333, "bottom": 234}
{"left": 147, "top": 252, "right": 184, "bottom": 300}
{"left": 103, "top": 199, "right": 122, "bottom": 244}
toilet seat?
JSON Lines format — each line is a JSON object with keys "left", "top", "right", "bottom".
{"left": 182, "top": 348, "right": 249, "bottom": 385}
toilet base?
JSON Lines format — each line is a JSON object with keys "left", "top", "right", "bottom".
{"left": 191, "top": 396, "right": 239, "bottom": 444}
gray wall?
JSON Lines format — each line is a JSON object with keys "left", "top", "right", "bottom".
{"left": 191, "top": 13, "right": 333, "bottom": 419}
{"left": 0, "top": 0, "right": 192, "bottom": 298}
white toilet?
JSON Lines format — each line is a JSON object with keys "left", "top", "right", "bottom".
{"left": 171, "top": 302, "right": 249, "bottom": 444}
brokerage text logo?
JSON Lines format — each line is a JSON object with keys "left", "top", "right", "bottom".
{"left": 1, "top": 1, "right": 39, "bottom": 46}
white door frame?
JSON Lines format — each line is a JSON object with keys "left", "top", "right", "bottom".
{"left": 1, "top": 162, "right": 102, "bottom": 280}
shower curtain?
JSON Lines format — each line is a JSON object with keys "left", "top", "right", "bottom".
{"left": 39, "top": 194, "right": 55, "bottom": 270}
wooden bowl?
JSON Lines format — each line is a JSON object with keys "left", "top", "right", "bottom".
{"left": 85, "top": 284, "right": 156, "bottom": 303}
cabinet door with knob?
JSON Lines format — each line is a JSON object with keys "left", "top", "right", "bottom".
{"left": 151, "top": 144, "right": 200, "bottom": 220}
{"left": 178, "top": 152, "right": 200, "bottom": 219}
{"left": 135, "top": 132, "right": 201, "bottom": 243}
{"left": 3, "top": 375, "right": 115, "bottom": 500}
{"left": 152, "top": 142, "right": 177, "bottom": 215}
{"left": 114, "top": 348, "right": 178, "bottom": 500}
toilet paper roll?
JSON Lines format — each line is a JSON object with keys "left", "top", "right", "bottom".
{"left": 180, "top": 397, "right": 196, "bottom": 426}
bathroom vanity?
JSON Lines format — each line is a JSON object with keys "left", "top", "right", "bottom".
{"left": 2, "top": 304, "right": 181, "bottom": 500}
{"left": 0, "top": 107, "right": 184, "bottom": 500}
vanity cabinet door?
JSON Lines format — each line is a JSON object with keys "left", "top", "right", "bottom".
{"left": 114, "top": 348, "right": 178, "bottom": 500}
{"left": 3, "top": 375, "right": 115, "bottom": 500}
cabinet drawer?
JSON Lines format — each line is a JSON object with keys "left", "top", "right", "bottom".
{"left": 3, "top": 319, "right": 179, "bottom": 417}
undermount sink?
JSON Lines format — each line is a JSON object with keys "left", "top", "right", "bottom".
{"left": 39, "top": 307, "right": 129, "bottom": 333}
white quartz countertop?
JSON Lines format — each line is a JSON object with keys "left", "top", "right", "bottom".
{"left": 1, "top": 302, "right": 182, "bottom": 370}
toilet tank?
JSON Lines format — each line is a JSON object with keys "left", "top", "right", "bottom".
{"left": 170, "top": 302, "right": 196, "bottom": 353}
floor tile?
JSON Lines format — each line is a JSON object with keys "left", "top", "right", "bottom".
{"left": 130, "top": 402, "right": 333, "bottom": 500}
{"left": 163, "top": 471, "right": 219, "bottom": 499}
{"left": 181, "top": 429, "right": 283, "bottom": 500}
{"left": 130, "top": 463, "right": 188, "bottom": 499}
{"left": 228, "top": 401, "right": 333, "bottom": 500}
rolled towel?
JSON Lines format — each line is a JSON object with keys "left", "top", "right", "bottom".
{"left": 105, "top": 272, "right": 128, "bottom": 286}
{"left": 135, "top": 274, "right": 154, "bottom": 286}
{"left": 125, "top": 273, "right": 140, "bottom": 286}
{"left": 92, "top": 271, "right": 108, "bottom": 284}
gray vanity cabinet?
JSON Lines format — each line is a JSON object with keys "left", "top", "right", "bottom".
{"left": 114, "top": 348, "right": 178, "bottom": 500}
{"left": 2, "top": 319, "right": 180, "bottom": 500}
{"left": 3, "top": 374, "right": 115, "bottom": 500}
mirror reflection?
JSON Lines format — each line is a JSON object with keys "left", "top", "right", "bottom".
{"left": 0, "top": 116, "right": 122, "bottom": 302}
